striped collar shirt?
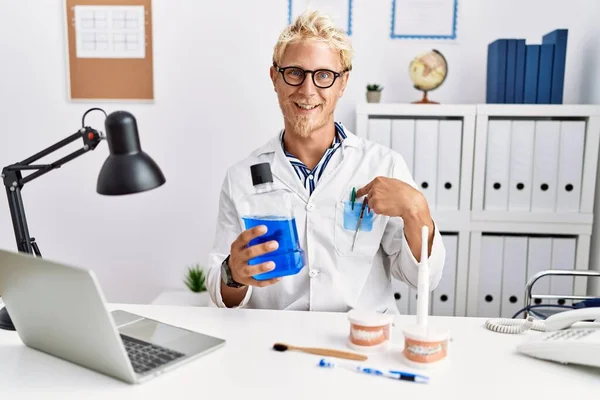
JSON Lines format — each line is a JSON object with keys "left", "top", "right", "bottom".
{"left": 281, "top": 122, "right": 347, "bottom": 195}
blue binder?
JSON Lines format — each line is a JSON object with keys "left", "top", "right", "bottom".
{"left": 514, "top": 40, "right": 526, "bottom": 103}
{"left": 524, "top": 45, "right": 540, "bottom": 104}
{"left": 486, "top": 41, "right": 494, "bottom": 102}
{"left": 542, "top": 29, "right": 568, "bottom": 104}
{"left": 537, "top": 44, "right": 555, "bottom": 104}
{"left": 486, "top": 39, "right": 508, "bottom": 103}
{"left": 505, "top": 40, "right": 518, "bottom": 103}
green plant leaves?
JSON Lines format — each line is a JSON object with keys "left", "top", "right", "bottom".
{"left": 184, "top": 265, "right": 207, "bottom": 293}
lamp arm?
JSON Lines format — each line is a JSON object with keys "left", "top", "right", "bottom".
{"left": 2, "top": 127, "right": 103, "bottom": 188}
{"left": 1, "top": 127, "right": 103, "bottom": 255}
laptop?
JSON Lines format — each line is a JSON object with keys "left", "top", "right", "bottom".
{"left": 0, "top": 248, "right": 225, "bottom": 384}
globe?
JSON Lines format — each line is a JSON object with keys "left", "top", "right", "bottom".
{"left": 408, "top": 49, "right": 448, "bottom": 104}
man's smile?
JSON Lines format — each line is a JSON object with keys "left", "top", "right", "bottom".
{"left": 293, "top": 102, "right": 321, "bottom": 112}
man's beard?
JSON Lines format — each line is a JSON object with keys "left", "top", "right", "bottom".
{"left": 288, "top": 114, "right": 325, "bottom": 138}
{"left": 281, "top": 100, "right": 327, "bottom": 138}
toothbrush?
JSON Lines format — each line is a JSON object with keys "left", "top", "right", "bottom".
{"left": 318, "top": 358, "right": 430, "bottom": 384}
{"left": 417, "top": 225, "right": 430, "bottom": 329}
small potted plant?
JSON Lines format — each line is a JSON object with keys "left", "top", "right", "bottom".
{"left": 366, "top": 84, "right": 383, "bottom": 103}
{"left": 183, "top": 264, "right": 210, "bottom": 306}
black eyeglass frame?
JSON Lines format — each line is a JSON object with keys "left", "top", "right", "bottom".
{"left": 274, "top": 64, "right": 347, "bottom": 89}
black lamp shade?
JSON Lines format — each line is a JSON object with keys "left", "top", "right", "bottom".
{"left": 96, "top": 111, "right": 166, "bottom": 195}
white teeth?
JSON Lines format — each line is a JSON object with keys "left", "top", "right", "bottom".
{"left": 406, "top": 344, "right": 443, "bottom": 356}
{"left": 351, "top": 328, "right": 384, "bottom": 342}
{"left": 295, "top": 103, "right": 318, "bottom": 110}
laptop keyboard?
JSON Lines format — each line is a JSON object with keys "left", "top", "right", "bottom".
{"left": 120, "top": 334, "right": 185, "bottom": 374}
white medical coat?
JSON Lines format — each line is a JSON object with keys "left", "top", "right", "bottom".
{"left": 206, "top": 128, "right": 445, "bottom": 313}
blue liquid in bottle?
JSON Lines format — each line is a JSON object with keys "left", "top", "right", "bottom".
{"left": 242, "top": 162, "right": 306, "bottom": 280}
{"left": 243, "top": 216, "right": 305, "bottom": 280}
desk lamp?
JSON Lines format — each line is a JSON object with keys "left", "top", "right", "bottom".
{"left": 0, "top": 108, "right": 166, "bottom": 331}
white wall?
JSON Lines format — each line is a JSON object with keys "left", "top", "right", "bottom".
{"left": 582, "top": 32, "right": 600, "bottom": 104}
{"left": 352, "top": 0, "right": 600, "bottom": 106}
{"left": 1, "top": 0, "right": 599, "bottom": 303}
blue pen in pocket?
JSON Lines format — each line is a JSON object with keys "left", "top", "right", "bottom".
{"left": 342, "top": 198, "right": 374, "bottom": 232}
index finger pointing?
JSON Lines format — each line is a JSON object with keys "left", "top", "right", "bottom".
{"left": 356, "top": 181, "right": 374, "bottom": 198}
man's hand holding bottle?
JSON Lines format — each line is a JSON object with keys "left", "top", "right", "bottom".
{"left": 228, "top": 225, "right": 281, "bottom": 287}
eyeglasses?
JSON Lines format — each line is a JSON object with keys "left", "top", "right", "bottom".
{"left": 275, "top": 64, "right": 346, "bottom": 89}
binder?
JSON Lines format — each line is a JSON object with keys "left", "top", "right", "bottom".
{"left": 478, "top": 235, "right": 504, "bottom": 317}
{"left": 500, "top": 236, "right": 528, "bottom": 318}
{"left": 486, "top": 40, "right": 494, "bottom": 103}
{"left": 486, "top": 39, "right": 508, "bottom": 103}
{"left": 391, "top": 119, "right": 416, "bottom": 175}
{"left": 556, "top": 121, "right": 585, "bottom": 213}
{"left": 550, "top": 238, "right": 576, "bottom": 306}
{"left": 508, "top": 120, "right": 535, "bottom": 211}
{"left": 505, "top": 40, "right": 518, "bottom": 103}
{"left": 524, "top": 45, "right": 540, "bottom": 104}
{"left": 436, "top": 120, "right": 462, "bottom": 210}
{"left": 536, "top": 44, "right": 555, "bottom": 104}
{"left": 367, "top": 118, "right": 392, "bottom": 147}
{"left": 432, "top": 234, "right": 457, "bottom": 316}
{"left": 531, "top": 121, "right": 560, "bottom": 212}
{"left": 391, "top": 278, "right": 410, "bottom": 315}
{"left": 514, "top": 39, "right": 527, "bottom": 103}
{"left": 495, "top": 38, "right": 508, "bottom": 103}
{"left": 527, "top": 237, "right": 552, "bottom": 306}
{"left": 484, "top": 120, "right": 511, "bottom": 210}
{"left": 542, "top": 29, "right": 568, "bottom": 104}
{"left": 413, "top": 120, "right": 439, "bottom": 208}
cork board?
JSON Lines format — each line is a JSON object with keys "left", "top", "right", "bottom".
{"left": 65, "top": 0, "right": 153, "bottom": 100}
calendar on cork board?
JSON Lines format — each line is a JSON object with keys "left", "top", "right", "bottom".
{"left": 65, "top": 0, "right": 153, "bottom": 100}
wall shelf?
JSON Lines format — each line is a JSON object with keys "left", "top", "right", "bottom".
{"left": 356, "top": 103, "right": 600, "bottom": 318}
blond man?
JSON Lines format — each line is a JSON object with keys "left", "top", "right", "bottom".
{"left": 207, "top": 10, "right": 445, "bottom": 312}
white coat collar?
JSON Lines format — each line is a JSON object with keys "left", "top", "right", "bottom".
{"left": 255, "top": 125, "right": 362, "bottom": 156}
{"left": 253, "top": 125, "right": 362, "bottom": 203}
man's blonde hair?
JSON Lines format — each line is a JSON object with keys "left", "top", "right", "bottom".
{"left": 273, "top": 9, "right": 354, "bottom": 72}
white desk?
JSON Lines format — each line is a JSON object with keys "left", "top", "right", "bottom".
{"left": 1, "top": 304, "right": 598, "bottom": 399}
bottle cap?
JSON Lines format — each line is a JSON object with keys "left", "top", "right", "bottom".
{"left": 250, "top": 162, "right": 273, "bottom": 186}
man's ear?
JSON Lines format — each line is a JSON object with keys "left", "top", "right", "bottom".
{"left": 338, "top": 72, "right": 350, "bottom": 98}
{"left": 270, "top": 66, "right": 278, "bottom": 91}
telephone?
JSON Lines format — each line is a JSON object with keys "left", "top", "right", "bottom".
{"left": 486, "top": 308, "right": 600, "bottom": 368}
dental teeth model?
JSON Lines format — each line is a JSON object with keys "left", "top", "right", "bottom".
{"left": 347, "top": 309, "right": 394, "bottom": 353}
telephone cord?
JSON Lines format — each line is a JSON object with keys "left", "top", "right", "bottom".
{"left": 485, "top": 316, "right": 546, "bottom": 334}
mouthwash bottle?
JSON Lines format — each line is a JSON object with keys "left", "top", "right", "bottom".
{"left": 240, "top": 162, "right": 306, "bottom": 280}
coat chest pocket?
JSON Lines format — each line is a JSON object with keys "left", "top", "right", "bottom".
{"left": 333, "top": 200, "right": 383, "bottom": 257}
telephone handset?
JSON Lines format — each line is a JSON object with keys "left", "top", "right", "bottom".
{"left": 544, "top": 308, "right": 600, "bottom": 331}
{"left": 486, "top": 308, "right": 600, "bottom": 369}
